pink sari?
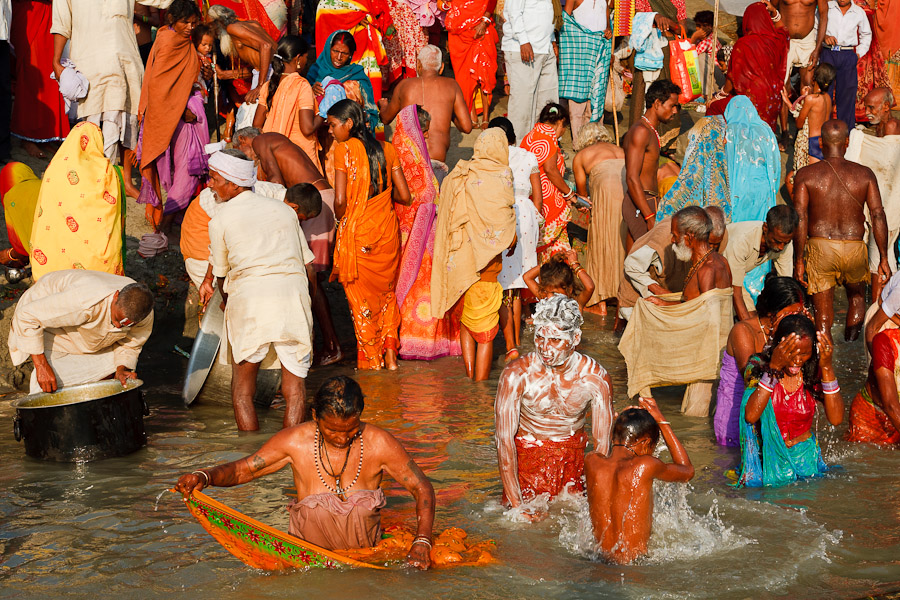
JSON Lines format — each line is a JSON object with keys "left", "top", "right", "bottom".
{"left": 393, "top": 105, "right": 462, "bottom": 359}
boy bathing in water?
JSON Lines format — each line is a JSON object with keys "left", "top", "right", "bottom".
{"left": 584, "top": 396, "right": 694, "bottom": 564}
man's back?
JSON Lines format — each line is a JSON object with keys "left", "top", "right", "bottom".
{"left": 392, "top": 74, "right": 469, "bottom": 161}
{"left": 683, "top": 252, "right": 731, "bottom": 301}
{"left": 795, "top": 158, "right": 876, "bottom": 240}
{"left": 585, "top": 452, "right": 658, "bottom": 563}
{"left": 258, "top": 133, "right": 323, "bottom": 186}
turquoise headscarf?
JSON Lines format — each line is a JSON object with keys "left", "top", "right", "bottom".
{"left": 307, "top": 30, "right": 378, "bottom": 130}
{"left": 725, "top": 95, "right": 781, "bottom": 223}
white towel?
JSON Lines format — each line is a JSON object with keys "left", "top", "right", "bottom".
{"left": 847, "top": 129, "right": 900, "bottom": 230}
{"left": 51, "top": 59, "right": 89, "bottom": 118}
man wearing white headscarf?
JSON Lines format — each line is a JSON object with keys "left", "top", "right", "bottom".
{"left": 199, "top": 149, "right": 316, "bottom": 431}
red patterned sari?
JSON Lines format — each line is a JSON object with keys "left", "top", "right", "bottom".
{"left": 521, "top": 123, "right": 569, "bottom": 261}
{"left": 853, "top": 0, "right": 890, "bottom": 122}
{"left": 393, "top": 105, "right": 462, "bottom": 359}
{"left": 445, "top": 0, "right": 498, "bottom": 116}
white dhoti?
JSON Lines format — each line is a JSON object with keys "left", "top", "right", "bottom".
{"left": 85, "top": 111, "right": 138, "bottom": 162}
{"left": 184, "top": 257, "right": 209, "bottom": 290}
{"left": 29, "top": 348, "right": 118, "bottom": 394}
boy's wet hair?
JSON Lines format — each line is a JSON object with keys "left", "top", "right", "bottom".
{"left": 286, "top": 183, "right": 322, "bottom": 219}
{"left": 613, "top": 408, "right": 660, "bottom": 447}
{"left": 814, "top": 63, "right": 836, "bottom": 92}
{"left": 312, "top": 376, "right": 365, "bottom": 419}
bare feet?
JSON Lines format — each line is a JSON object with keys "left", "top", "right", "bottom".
{"left": 124, "top": 179, "right": 141, "bottom": 200}
{"left": 844, "top": 321, "right": 862, "bottom": 342}
{"left": 384, "top": 349, "right": 399, "bottom": 370}
{"left": 504, "top": 348, "right": 519, "bottom": 364}
{"left": 584, "top": 301, "right": 607, "bottom": 316}
{"left": 0, "top": 247, "right": 28, "bottom": 268}
{"left": 22, "top": 141, "right": 46, "bottom": 159}
{"left": 319, "top": 347, "right": 343, "bottom": 367}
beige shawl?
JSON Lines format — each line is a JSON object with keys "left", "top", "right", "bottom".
{"left": 431, "top": 129, "right": 517, "bottom": 318}
{"left": 618, "top": 287, "right": 734, "bottom": 398}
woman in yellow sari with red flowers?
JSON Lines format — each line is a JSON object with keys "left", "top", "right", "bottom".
{"left": 327, "top": 99, "right": 412, "bottom": 370}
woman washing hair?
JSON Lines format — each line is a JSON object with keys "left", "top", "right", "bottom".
{"left": 253, "top": 35, "right": 323, "bottom": 171}
{"left": 738, "top": 314, "right": 843, "bottom": 487}
{"left": 327, "top": 99, "right": 411, "bottom": 370}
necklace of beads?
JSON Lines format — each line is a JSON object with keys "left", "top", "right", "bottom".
{"left": 314, "top": 425, "right": 363, "bottom": 497}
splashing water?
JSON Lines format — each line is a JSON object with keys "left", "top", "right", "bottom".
{"left": 555, "top": 483, "right": 752, "bottom": 564}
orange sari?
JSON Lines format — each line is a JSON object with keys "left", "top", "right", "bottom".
{"left": 332, "top": 138, "right": 402, "bottom": 369}
{"left": 445, "top": 0, "right": 498, "bottom": 116}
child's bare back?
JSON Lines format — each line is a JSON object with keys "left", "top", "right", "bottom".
{"left": 584, "top": 397, "right": 694, "bottom": 564}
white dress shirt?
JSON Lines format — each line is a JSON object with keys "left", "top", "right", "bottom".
{"left": 823, "top": 0, "right": 872, "bottom": 57}
{"left": 0, "top": 0, "right": 10, "bottom": 41}
{"left": 502, "top": 0, "right": 556, "bottom": 54}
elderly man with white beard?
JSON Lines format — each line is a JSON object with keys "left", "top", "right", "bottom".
{"left": 494, "top": 295, "right": 613, "bottom": 521}
{"left": 199, "top": 149, "right": 316, "bottom": 431}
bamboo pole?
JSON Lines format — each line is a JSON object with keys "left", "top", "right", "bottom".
{"left": 612, "top": 35, "right": 620, "bottom": 145}
{"left": 705, "top": 0, "right": 721, "bottom": 102}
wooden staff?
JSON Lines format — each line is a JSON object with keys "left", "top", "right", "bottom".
{"left": 705, "top": 0, "right": 721, "bottom": 102}
{"left": 212, "top": 51, "right": 221, "bottom": 142}
{"left": 612, "top": 34, "right": 620, "bottom": 145}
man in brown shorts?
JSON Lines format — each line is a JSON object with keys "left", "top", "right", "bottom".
{"left": 793, "top": 119, "right": 890, "bottom": 342}
{"left": 622, "top": 80, "right": 681, "bottom": 249}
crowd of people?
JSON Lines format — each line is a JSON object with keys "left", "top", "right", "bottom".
{"left": 1, "top": 0, "right": 900, "bottom": 570}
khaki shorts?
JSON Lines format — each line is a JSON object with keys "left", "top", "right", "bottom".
{"left": 805, "top": 237, "right": 869, "bottom": 294}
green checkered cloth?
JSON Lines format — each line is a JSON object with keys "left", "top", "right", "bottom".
{"left": 558, "top": 12, "right": 612, "bottom": 121}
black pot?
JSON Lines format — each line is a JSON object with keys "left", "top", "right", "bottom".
{"left": 12, "top": 379, "right": 148, "bottom": 462}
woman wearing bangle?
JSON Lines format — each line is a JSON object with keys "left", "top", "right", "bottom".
{"left": 738, "top": 314, "right": 844, "bottom": 487}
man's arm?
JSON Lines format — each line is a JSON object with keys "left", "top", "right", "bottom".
{"left": 624, "top": 246, "right": 668, "bottom": 297}
{"left": 50, "top": 0, "right": 73, "bottom": 80}
{"left": 452, "top": 84, "right": 474, "bottom": 134}
{"left": 377, "top": 86, "right": 404, "bottom": 125}
{"left": 866, "top": 173, "right": 890, "bottom": 282}
{"left": 792, "top": 174, "right": 810, "bottom": 285}
{"left": 231, "top": 22, "right": 274, "bottom": 102}
{"left": 639, "top": 396, "right": 694, "bottom": 482}
{"left": 810, "top": 0, "right": 828, "bottom": 66}
{"left": 722, "top": 239, "right": 753, "bottom": 320}
{"left": 378, "top": 429, "right": 435, "bottom": 570}
{"left": 589, "top": 370, "right": 614, "bottom": 455}
{"left": 504, "top": 0, "right": 532, "bottom": 61}
{"left": 174, "top": 428, "right": 296, "bottom": 496}
{"left": 495, "top": 365, "right": 526, "bottom": 507}
{"left": 856, "top": 8, "right": 872, "bottom": 58}
{"left": 624, "top": 127, "right": 654, "bottom": 224}
{"left": 254, "top": 141, "right": 284, "bottom": 186}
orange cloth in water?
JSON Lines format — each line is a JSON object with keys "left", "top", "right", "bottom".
{"left": 445, "top": 0, "right": 498, "bottom": 114}
{"left": 502, "top": 431, "right": 588, "bottom": 505}
{"left": 846, "top": 389, "right": 900, "bottom": 445}
{"left": 179, "top": 196, "right": 211, "bottom": 262}
{"left": 260, "top": 73, "right": 322, "bottom": 172}
{"left": 137, "top": 26, "right": 200, "bottom": 179}
{"left": 332, "top": 138, "right": 402, "bottom": 369}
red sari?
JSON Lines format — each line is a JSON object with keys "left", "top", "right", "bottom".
{"left": 521, "top": 123, "right": 569, "bottom": 261}
{"left": 10, "top": 0, "right": 70, "bottom": 143}
{"left": 445, "top": 0, "right": 498, "bottom": 115}
{"left": 721, "top": 2, "right": 789, "bottom": 131}
{"left": 853, "top": 0, "right": 890, "bottom": 122}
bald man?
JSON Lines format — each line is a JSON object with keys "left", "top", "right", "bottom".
{"left": 793, "top": 119, "right": 890, "bottom": 341}
{"left": 863, "top": 88, "right": 900, "bottom": 138}
{"left": 377, "top": 45, "right": 473, "bottom": 167}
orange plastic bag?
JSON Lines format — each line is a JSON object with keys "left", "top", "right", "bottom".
{"left": 669, "top": 31, "right": 703, "bottom": 103}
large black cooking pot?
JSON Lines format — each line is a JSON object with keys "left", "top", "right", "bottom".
{"left": 12, "top": 379, "right": 148, "bottom": 462}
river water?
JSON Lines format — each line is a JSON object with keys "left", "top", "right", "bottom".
{"left": 1, "top": 308, "right": 899, "bottom": 599}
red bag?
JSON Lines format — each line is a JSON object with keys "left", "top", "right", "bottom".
{"left": 669, "top": 29, "right": 703, "bottom": 103}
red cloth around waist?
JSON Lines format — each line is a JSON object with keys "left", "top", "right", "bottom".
{"left": 503, "top": 430, "right": 588, "bottom": 505}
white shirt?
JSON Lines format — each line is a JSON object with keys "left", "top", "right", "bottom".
{"left": 623, "top": 245, "right": 663, "bottom": 298}
{"left": 0, "top": 0, "right": 10, "bottom": 41}
{"left": 822, "top": 0, "right": 872, "bottom": 57}
{"left": 573, "top": 0, "right": 608, "bottom": 33}
{"left": 502, "top": 0, "right": 556, "bottom": 55}
{"left": 881, "top": 271, "right": 900, "bottom": 318}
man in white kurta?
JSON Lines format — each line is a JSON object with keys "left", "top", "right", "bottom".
{"left": 201, "top": 150, "right": 315, "bottom": 431}
{"left": 8, "top": 270, "right": 154, "bottom": 394}
{"left": 50, "top": 0, "right": 172, "bottom": 161}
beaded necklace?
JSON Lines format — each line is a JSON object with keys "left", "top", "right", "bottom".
{"left": 314, "top": 425, "right": 363, "bottom": 497}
